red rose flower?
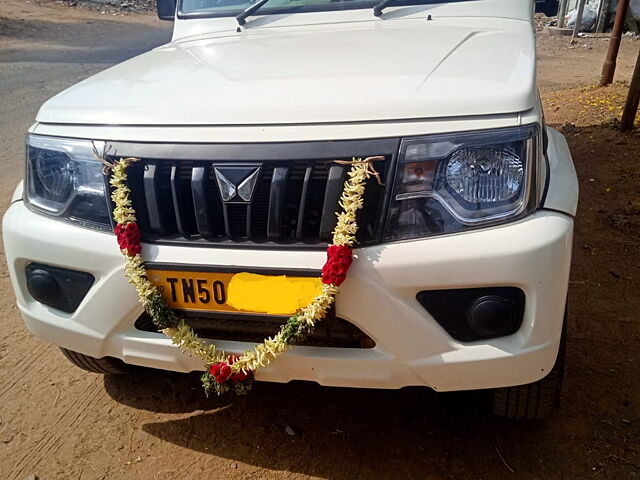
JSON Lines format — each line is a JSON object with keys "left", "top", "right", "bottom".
{"left": 231, "top": 370, "right": 250, "bottom": 383}
{"left": 218, "top": 364, "right": 231, "bottom": 381}
{"left": 210, "top": 361, "right": 232, "bottom": 383}
{"left": 321, "top": 245, "right": 353, "bottom": 286}
{"left": 227, "top": 355, "right": 249, "bottom": 382}
{"left": 210, "top": 362, "right": 226, "bottom": 383}
{"left": 114, "top": 222, "right": 142, "bottom": 256}
{"left": 210, "top": 355, "right": 253, "bottom": 384}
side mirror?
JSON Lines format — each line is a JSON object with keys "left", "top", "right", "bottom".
{"left": 157, "top": 0, "right": 177, "bottom": 20}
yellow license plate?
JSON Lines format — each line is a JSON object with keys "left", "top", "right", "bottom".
{"left": 146, "top": 268, "right": 323, "bottom": 316}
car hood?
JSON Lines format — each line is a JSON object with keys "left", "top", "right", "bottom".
{"left": 36, "top": 14, "right": 536, "bottom": 126}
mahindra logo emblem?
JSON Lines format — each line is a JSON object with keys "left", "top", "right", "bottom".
{"left": 213, "top": 165, "right": 261, "bottom": 203}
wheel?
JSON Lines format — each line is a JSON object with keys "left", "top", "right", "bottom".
{"left": 60, "top": 348, "right": 131, "bottom": 375}
{"left": 491, "top": 310, "right": 567, "bottom": 420}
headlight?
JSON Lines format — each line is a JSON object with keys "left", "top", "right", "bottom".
{"left": 385, "top": 125, "right": 539, "bottom": 241}
{"left": 25, "top": 135, "right": 111, "bottom": 230}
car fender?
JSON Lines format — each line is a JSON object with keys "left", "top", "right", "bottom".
{"left": 543, "top": 127, "right": 579, "bottom": 216}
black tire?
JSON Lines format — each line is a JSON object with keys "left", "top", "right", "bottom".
{"left": 60, "top": 348, "right": 131, "bottom": 375}
{"left": 491, "top": 312, "right": 567, "bottom": 420}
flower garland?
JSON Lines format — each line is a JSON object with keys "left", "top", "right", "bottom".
{"left": 108, "top": 156, "right": 380, "bottom": 395}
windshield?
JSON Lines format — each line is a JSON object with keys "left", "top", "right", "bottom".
{"left": 179, "top": 0, "right": 453, "bottom": 18}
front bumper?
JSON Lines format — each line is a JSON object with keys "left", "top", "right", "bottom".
{"left": 3, "top": 202, "right": 573, "bottom": 391}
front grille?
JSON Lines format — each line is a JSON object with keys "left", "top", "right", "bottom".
{"left": 134, "top": 312, "right": 375, "bottom": 349}
{"left": 120, "top": 157, "right": 391, "bottom": 247}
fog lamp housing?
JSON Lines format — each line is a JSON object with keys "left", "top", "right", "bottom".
{"left": 25, "top": 263, "right": 94, "bottom": 313}
{"left": 416, "top": 287, "right": 525, "bottom": 342}
{"left": 467, "top": 295, "right": 519, "bottom": 338}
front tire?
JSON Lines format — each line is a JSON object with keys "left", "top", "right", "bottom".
{"left": 60, "top": 348, "right": 131, "bottom": 375}
{"left": 491, "top": 312, "right": 567, "bottom": 420}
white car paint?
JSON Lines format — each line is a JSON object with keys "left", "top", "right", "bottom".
{"left": 3, "top": 203, "right": 572, "bottom": 390}
{"left": 544, "top": 127, "right": 579, "bottom": 216}
{"left": 4, "top": 0, "right": 580, "bottom": 393}
{"left": 31, "top": 110, "right": 535, "bottom": 143}
{"left": 36, "top": 12, "right": 536, "bottom": 125}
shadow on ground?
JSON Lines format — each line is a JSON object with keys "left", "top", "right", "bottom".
{"left": 105, "top": 372, "right": 551, "bottom": 478}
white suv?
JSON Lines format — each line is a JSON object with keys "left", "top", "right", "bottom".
{"left": 3, "top": 0, "right": 578, "bottom": 419}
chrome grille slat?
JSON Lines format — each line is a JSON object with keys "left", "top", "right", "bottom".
{"left": 319, "top": 163, "right": 347, "bottom": 242}
{"left": 126, "top": 157, "right": 390, "bottom": 247}
{"left": 169, "top": 164, "right": 195, "bottom": 236}
{"left": 296, "top": 162, "right": 314, "bottom": 241}
{"left": 143, "top": 163, "right": 166, "bottom": 234}
{"left": 191, "top": 166, "right": 215, "bottom": 237}
{"left": 267, "top": 165, "right": 290, "bottom": 241}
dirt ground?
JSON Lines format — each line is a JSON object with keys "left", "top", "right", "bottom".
{"left": 1, "top": 2, "right": 639, "bottom": 479}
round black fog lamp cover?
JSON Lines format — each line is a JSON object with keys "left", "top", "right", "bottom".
{"left": 467, "top": 295, "right": 518, "bottom": 338}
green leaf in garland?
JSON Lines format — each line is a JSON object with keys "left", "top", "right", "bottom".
{"left": 280, "top": 314, "right": 302, "bottom": 344}
{"left": 146, "top": 291, "right": 179, "bottom": 329}
{"left": 201, "top": 371, "right": 215, "bottom": 398}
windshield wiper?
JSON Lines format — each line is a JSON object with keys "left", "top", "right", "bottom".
{"left": 373, "top": 0, "right": 394, "bottom": 16}
{"left": 236, "top": 0, "right": 274, "bottom": 26}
